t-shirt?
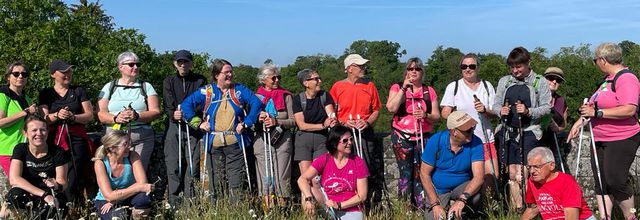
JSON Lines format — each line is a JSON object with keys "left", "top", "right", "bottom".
{"left": 589, "top": 71, "right": 640, "bottom": 142}
{"left": 98, "top": 80, "right": 157, "bottom": 127}
{"left": 11, "top": 143, "right": 70, "bottom": 189}
{"left": 525, "top": 172, "right": 593, "bottom": 220}
{"left": 311, "top": 153, "right": 369, "bottom": 212}
{"left": 440, "top": 79, "right": 495, "bottom": 143}
{"left": 329, "top": 79, "right": 381, "bottom": 124}
{"left": 390, "top": 84, "right": 438, "bottom": 137}
{"left": 38, "top": 86, "right": 89, "bottom": 119}
{"left": 291, "top": 91, "right": 335, "bottom": 124}
{"left": 0, "top": 86, "right": 32, "bottom": 156}
{"left": 421, "top": 130, "right": 484, "bottom": 194}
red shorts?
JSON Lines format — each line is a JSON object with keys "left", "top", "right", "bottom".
{"left": 483, "top": 142, "right": 498, "bottom": 161}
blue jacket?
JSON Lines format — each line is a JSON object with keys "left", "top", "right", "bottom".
{"left": 181, "top": 83, "right": 262, "bottom": 152}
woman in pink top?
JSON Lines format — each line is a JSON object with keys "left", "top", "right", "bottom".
{"left": 568, "top": 43, "right": 640, "bottom": 220}
{"left": 298, "top": 125, "right": 369, "bottom": 220}
{"left": 385, "top": 57, "right": 440, "bottom": 209}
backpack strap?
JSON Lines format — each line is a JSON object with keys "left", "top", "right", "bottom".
{"left": 107, "top": 79, "right": 148, "bottom": 108}
{"left": 422, "top": 85, "right": 433, "bottom": 114}
{"left": 299, "top": 92, "right": 307, "bottom": 110}
{"left": 454, "top": 80, "right": 459, "bottom": 96}
{"left": 203, "top": 84, "right": 213, "bottom": 113}
{"left": 481, "top": 79, "right": 490, "bottom": 98}
{"left": 610, "top": 69, "right": 634, "bottom": 93}
{"left": 320, "top": 91, "right": 327, "bottom": 107}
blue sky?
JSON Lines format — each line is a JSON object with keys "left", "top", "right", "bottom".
{"left": 65, "top": 0, "right": 640, "bottom": 66}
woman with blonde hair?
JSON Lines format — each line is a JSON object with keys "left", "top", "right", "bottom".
{"left": 93, "top": 130, "right": 153, "bottom": 220}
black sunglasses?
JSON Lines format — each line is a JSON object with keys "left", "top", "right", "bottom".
{"left": 340, "top": 137, "right": 352, "bottom": 144}
{"left": 460, "top": 64, "right": 477, "bottom": 70}
{"left": 407, "top": 67, "right": 422, "bottom": 72}
{"left": 10, "top": 71, "right": 30, "bottom": 78}
{"left": 123, "top": 62, "right": 141, "bottom": 68}
{"left": 306, "top": 76, "right": 321, "bottom": 82}
{"left": 271, "top": 75, "right": 281, "bottom": 81}
{"left": 545, "top": 76, "right": 563, "bottom": 83}
{"left": 458, "top": 126, "right": 475, "bottom": 134}
{"left": 592, "top": 57, "right": 601, "bottom": 64}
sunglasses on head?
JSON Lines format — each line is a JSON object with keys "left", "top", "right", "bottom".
{"left": 306, "top": 76, "right": 321, "bottom": 82}
{"left": 271, "top": 75, "right": 281, "bottom": 81}
{"left": 10, "top": 71, "right": 29, "bottom": 78}
{"left": 407, "top": 67, "right": 422, "bottom": 72}
{"left": 460, "top": 64, "right": 477, "bottom": 70}
{"left": 123, "top": 62, "right": 141, "bottom": 68}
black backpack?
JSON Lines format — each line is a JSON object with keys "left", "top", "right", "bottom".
{"left": 298, "top": 91, "right": 327, "bottom": 110}
{"left": 453, "top": 79, "right": 491, "bottom": 97}
{"left": 107, "top": 79, "right": 148, "bottom": 109}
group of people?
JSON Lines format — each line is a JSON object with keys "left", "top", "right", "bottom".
{"left": 0, "top": 42, "right": 635, "bottom": 220}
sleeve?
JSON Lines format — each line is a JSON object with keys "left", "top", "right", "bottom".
{"left": 440, "top": 81, "right": 456, "bottom": 107}
{"left": 470, "top": 136, "right": 485, "bottom": 162}
{"left": 421, "top": 132, "right": 440, "bottom": 166}
{"left": 53, "top": 147, "right": 71, "bottom": 167}
{"left": 97, "top": 82, "right": 112, "bottom": 100}
{"left": 355, "top": 157, "right": 370, "bottom": 179}
{"left": 38, "top": 88, "right": 51, "bottom": 108}
{"left": 163, "top": 77, "right": 176, "bottom": 118}
{"left": 77, "top": 87, "right": 89, "bottom": 102}
{"left": 486, "top": 81, "right": 496, "bottom": 112}
{"left": 278, "top": 94, "right": 296, "bottom": 129}
{"left": 561, "top": 175, "right": 585, "bottom": 208}
{"left": 525, "top": 179, "right": 536, "bottom": 204}
{"left": 389, "top": 83, "right": 400, "bottom": 93}
{"left": 324, "top": 90, "right": 335, "bottom": 106}
{"left": 0, "top": 94, "right": 9, "bottom": 112}
{"left": 292, "top": 93, "right": 302, "bottom": 113}
{"left": 614, "top": 73, "right": 640, "bottom": 106}
{"left": 239, "top": 85, "right": 263, "bottom": 127}
{"left": 11, "top": 143, "right": 25, "bottom": 160}
{"left": 529, "top": 75, "right": 552, "bottom": 119}
{"left": 144, "top": 82, "right": 158, "bottom": 96}
{"left": 429, "top": 86, "right": 438, "bottom": 105}
{"left": 310, "top": 154, "right": 327, "bottom": 174}
{"left": 492, "top": 76, "right": 508, "bottom": 116}
{"left": 369, "top": 82, "right": 381, "bottom": 112}
{"left": 181, "top": 86, "right": 206, "bottom": 121}
{"left": 329, "top": 83, "right": 339, "bottom": 106}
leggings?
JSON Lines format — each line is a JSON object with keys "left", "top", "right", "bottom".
{"left": 592, "top": 132, "right": 640, "bottom": 200}
{"left": 390, "top": 131, "right": 426, "bottom": 209}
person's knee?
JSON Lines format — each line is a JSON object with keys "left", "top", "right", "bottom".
{"left": 131, "top": 193, "right": 152, "bottom": 209}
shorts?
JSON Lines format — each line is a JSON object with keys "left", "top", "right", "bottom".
{"left": 293, "top": 131, "right": 327, "bottom": 161}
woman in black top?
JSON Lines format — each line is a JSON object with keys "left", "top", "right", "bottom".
{"left": 0, "top": 115, "right": 70, "bottom": 219}
{"left": 38, "top": 60, "right": 95, "bottom": 204}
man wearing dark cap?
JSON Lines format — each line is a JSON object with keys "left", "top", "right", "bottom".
{"left": 162, "top": 50, "right": 207, "bottom": 208}
{"left": 420, "top": 111, "right": 485, "bottom": 220}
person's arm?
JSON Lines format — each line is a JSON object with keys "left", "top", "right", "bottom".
{"left": 72, "top": 101, "right": 94, "bottom": 124}
{"left": 275, "top": 94, "right": 296, "bottom": 129}
{"left": 462, "top": 161, "right": 485, "bottom": 196}
{"left": 242, "top": 87, "right": 264, "bottom": 128}
{"left": 136, "top": 95, "right": 161, "bottom": 123}
{"left": 297, "top": 165, "right": 320, "bottom": 216}
{"left": 294, "top": 112, "right": 326, "bottom": 131}
{"left": 520, "top": 203, "right": 540, "bottom": 220}
{"left": 9, "top": 159, "right": 47, "bottom": 196}
{"left": 54, "top": 164, "right": 68, "bottom": 191}
{"left": 96, "top": 98, "right": 117, "bottom": 124}
{"left": 426, "top": 88, "right": 441, "bottom": 124}
{"left": 163, "top": 77, "right": 177, "bottom": 121}
{"left": 528, "top": 76, "right": 552, "bottom": 119}
{"left": 563, "top": 207, "right": 580, "bottom": 220}
{"left": 335, "top": 178, "right": 367, "bottom": 210}
{"left": 441, "top": 106, "right": 453, "bottom": 120}
{"left": 492, "top": 77, "right": 507, "bottom": 117}
{"left": 386, "top": 84, "right": 405, "bottom": 114}
{"left": 0, "top": 109, "right": 29, "bottom": 128}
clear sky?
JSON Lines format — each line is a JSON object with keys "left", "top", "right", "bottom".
{"left": 64, "top": 0, "right": 640, "bottom": 66}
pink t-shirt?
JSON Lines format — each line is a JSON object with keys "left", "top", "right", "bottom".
{"left": 311, "top": 153, "right": 369, "bottom": 212}
{"left": 389, "top": 84, "right": 438, "bottom": 140}
{"left": 590, "top": 72, "right": 640, "bottom": 142}
{"left": 525, "top": 172, "right": 593, "bottom": 220}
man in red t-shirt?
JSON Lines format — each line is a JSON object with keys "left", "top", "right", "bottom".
{"left": 521, "top": 147, "right": 595, "bottom": 220}
{"left": 329, "top": 54, "right": 383, "bottom": 207}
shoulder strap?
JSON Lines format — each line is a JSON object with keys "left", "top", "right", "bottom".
{"left": 434, "top": 132, "right": 443, "bottom": 167}
{"left": 422, "top": 84, "right": 433, "bottom": 114}
{"left": 481, "top": 79, "right": 490, "bottom": 97}
{"left": 454, "top": 80, "right": 459, "bottom": 96}
{"left": 610, "top": 69, "right": 634, "bottom": 93}
{"left": 320, "top": 91, "right": 327, "bottom": 107}
{"left": 107, "top": 79, "right": 118, "bottom": 100}
{"left": 203, "top": 85, "right": 213, "bottom": 113}
{"left": 299, "top": 92, "right": 307, "bottom": 110}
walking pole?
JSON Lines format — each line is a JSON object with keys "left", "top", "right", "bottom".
{"left": 588, "top": 102, "right": 609, "bottom": 220}
{"left": 178, "top": 106, "right": 183, "bottom": 178}
{"left": 575, "top": 98, "right": 588, "bottom": 175}
{"left": 266, "top": 117, "right": 277, "bottom": 198}
{"left": 411, "top": 96, "right": 420, "bottom": 150}
{"left": 349, "top": 114, "right": 362, "bottom": 158}
{"left": 516, "top": 99, "right": 526, "bottom": 208}
{"left": 318, "top": 178, "right": 338, "bottom": 220}
{"left": 474, "top": 95, "right": 500, "bottom": 195}
{"left": 417, "top": 103, "right": 425, "bottom": 152}
{"left": 500, "top": 99, "right": 510, "bottom": 203}
{"left": 238, "top": 126, "right": 252, "bottom": 192}
{"left": 61, "top": 120, "right": 79, "bottom": 194}
{"left": 263, "top": 120, "right": 272, "bottom": 202}
{"left": 183, "top": 108, "right": 194, "bottom": 177}
{"left": 202, "top": 116, "right": 209, "bottom": 189}
{"left": 357, "top": 114, "right": 364, "bottom": 157}
{"left": 551, "top": 132, "right": 565, "bottom": 173}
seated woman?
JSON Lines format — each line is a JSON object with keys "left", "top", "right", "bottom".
{"left": 0, "top": 115, "right": 70, "bottom": 220}
{"left": 93, "top": 130, "right": 153, "bottom": 220}
{"left": 298, "top": 125, "right": 369, "bottom": 220}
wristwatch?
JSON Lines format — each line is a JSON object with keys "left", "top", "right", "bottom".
{"left": 304, "top": 196, "right": 315, "bottom": 203}
{"left": 596, "top": 109, "right": 604, "bottom": 118}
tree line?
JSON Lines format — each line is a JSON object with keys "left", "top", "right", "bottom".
{"left": 2, "top": 0, "right": 639, "bottom": 132}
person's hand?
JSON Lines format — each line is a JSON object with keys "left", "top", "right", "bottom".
{"left": 43, "top": 178, "right": 58, "bottom": 189}
{"left": 24, "top": 104, "right": 37, "bottom": 116}
{"left": 137, "top": 183, "right": 153, "bottom": 194}
{"left": 199, "top": 121, "right": 211, "bottom": 132}
{"left": 579, "top": 103, "right": 595, "bottom": 118}
{"left": 173, "top": 109, "right": 183, "bottom": 121}
{"left": 413, "top": 108, "right": 425, "bottom": 120}
{"left": 116, "top": 110, "right": 133, "bottom": 124}
{"left": 322, "top": 118, "right": 332, "bottom": 129}
{"left": 345, "top": 118, "right": 357, "bottom": 129}
{"left": 566, "top": 118, "right": 588, "bottom": 143}
{"left": 448, "top": 200, "right": 465, "bottom": 219}
{"left": 100, "top": 202, "right": 114, "bottom": 215}
{"left": 432, "top": 204, "right": 446, "bottom": 220}
{"left": 515, "top": 102, "right": 528, "bottom": 115}
{"left": 236, "top": 122, "right": 245, "bottom": 134}
{"left": 264, "top": 117, "right": 277, "bottom": 128}
{"left": 57, "top": 107, "right": 73, "bottom": 120}
{"left": 500, "top": 106, "right": 510, "bottom": 116}
{"left": 402, "top": 76, "right": 414, "bottom": 92}
{"left": 474, "top": 100, "right": 486, "bottom": 113}
{"left": 324, "top": 199, "right": 338, "bottom": 209}
{"left": 355, "top": 119, "right": 368, "bottom": 130}
{"left": 259, "top": 111, "right": 268, "bottom": 122}
{"left": 303, "top": 200, "right": 316, "bottom": 217}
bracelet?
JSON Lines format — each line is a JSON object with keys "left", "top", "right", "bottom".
{"left": 113, "top": 113, "right": 120, "bottom": 123}
{"left": 427, "top": 201, "right": 440, "bottom": 211}
{"left": 54, "top": 112, "right": 60, "bottom": 119}
{"left": 132, "top": 111, "right": 140, "bottom": 121}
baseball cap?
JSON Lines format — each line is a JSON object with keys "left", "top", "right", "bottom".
{"left": 174, "top": 50, "right": 193, "bottom": 62}
{"left": 48, "top": 60, "right": 73, "bottom": 74}
{"left": 446, "top": 111, "right": 477, "bottom": 131}
{"left": 343, "top": 54, "right": 369, "bottom": 69}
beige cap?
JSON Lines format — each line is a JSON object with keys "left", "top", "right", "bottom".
{"left": 447, "top": 111, "right": 477, "bottom": 131}
{"left": 543, "top": 67, "right": 565, "bottom": 82}
{"left": 343, "top": 54, "right": 369, "bottom": 69}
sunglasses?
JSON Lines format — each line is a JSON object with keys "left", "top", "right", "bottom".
{"left": 176, "top": 60, "right": 190, "bottom": 65}
{"left": 545, "top": 76, "right": 563, "bottom": 83}
{"left": 306, "top": 76, "right": 322, "bottom": 82}
{"left": 340, "top": 137, "right": 352, "bottom": 144}
{"left": 592, "top": 57, "right": 601, "bottom": 64}
{"left": 460, "top": 64, "right": 477, "bottom": 70}
{"left": 407, "top": 67, "right": 422, "bottom": 72}
{"left": 10, "top": 71, "right": 30, "bottom": 78}
{"left": 123, "top": 62, "right": 141, "bottom": 68}
{"left": 458, "top": 126, "right": 475, "bottom": 134}
{"left": 271, "top": 75, "right": 281, "bottom": 81}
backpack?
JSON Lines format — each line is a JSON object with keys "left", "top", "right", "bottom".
{"left": 298, "top": 91, "right": 327, "bottom": 110}
{"left": 107, "top": 79, "right": 148, "bottom": 109}
{"left": 202, "top": 84, "right": 241, "bottom": 114}
{"left": 393, "top": 82, "right": 433, "bottom": 115}
{"left": 453, "top": 79, "right": 491, "bottom": 97}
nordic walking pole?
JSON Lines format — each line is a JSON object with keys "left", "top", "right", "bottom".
{"left": 589, "top": 101, "right": 609, "bottom": 220}
{"left": 552, "top": 132, "right": 565, "bottom": 173}
{"left": 500, "top": 99, "right": 510, "bottom": 203}
{"left": 349, "top": 114, "right": 362, "bottom": 158}
{"left": 516, "top": 99, "right": 526, "bottom": 208}
{"left": 318, "top": 178, "right": 338, "bottom": 220}
{"left": 411, "top": 92, "right": 420, "bottom": 149}
{"left": 178, "top": 105, "right": 183, "bottom": 178}
{"left": 417, "top": 103, "right": 425, "bottom": 152}
{"left": 575, "top": 98, "right": 588, "bottom": 175}
{"left": 181, "top": 106, "right": 194, "bottom": 177}
{"left": 474, "top": 95, "right": 500, "bottom": 195}
{"left": 357, "top": 114, "right": 364, "bottom": 156}
{"left": 202, "top": 115, "right": 209, "bottom": 189}
{"left": 266, "top": 115, "right": 277, "bottom": 197}
{"left": 238, "top": 123, "right": 252, "bottom": 192}
{"left": 263, "top": 118, "right": 272, "bottom": 200}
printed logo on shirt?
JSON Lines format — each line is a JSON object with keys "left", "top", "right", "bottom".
{"left": 537, "top": 192, "right": 563, "bottom": 214}
{"left": 349, "top": 170, "right": 353, "bottom": 174}
{"left": 235, "top": 90, "right": 241, "bottom": 98}
{"left": 26, "top": 161, "right": 52, "bottom": 168}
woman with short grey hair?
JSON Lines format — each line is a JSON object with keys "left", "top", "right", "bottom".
{"left": 96, "top": 51, "right": 161, "bottom": 172}
{"left": 253, "top": 63, "right": 295, "bottom": 208}
{"left": 292, "top": 68, "right": 337, "bottom": 207}
{"left": 568, "top": 42, "right": 640, "bottom": 220}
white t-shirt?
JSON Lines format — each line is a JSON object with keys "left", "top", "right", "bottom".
{"left": 440, "top": 79, "right": 496, "bottom": 143}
